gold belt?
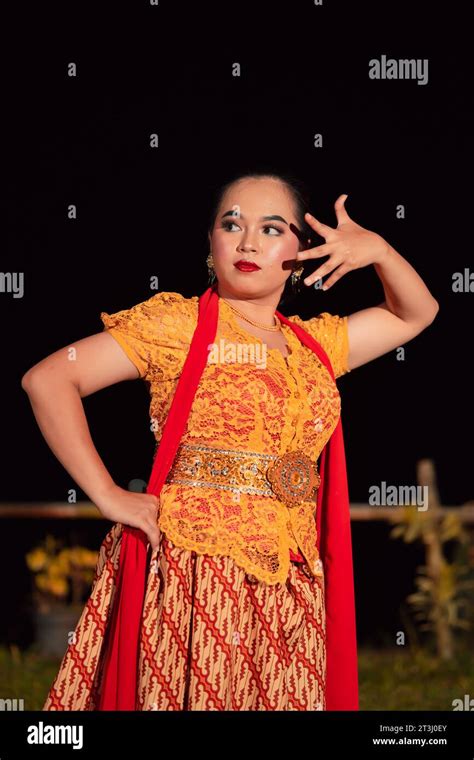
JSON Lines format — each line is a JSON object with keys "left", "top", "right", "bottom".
{"left": 163, "top": 443, "right": 321, "bottom": 508}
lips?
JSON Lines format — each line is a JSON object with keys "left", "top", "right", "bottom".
{"left": 234, "top": 260, "right": 261, "bottom": 271}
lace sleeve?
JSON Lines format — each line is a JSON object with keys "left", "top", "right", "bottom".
{"left": 289, "top": 311, "right": 350, "bottom": 379}
{"left": 100, "top": 291, "right": 197, "bottom": 381}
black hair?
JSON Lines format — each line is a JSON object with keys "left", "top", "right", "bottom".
{"left": 207, "top": 167, "right": 314, "bottom": 307}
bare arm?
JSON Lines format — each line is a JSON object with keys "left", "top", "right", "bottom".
{"left": 296, "top": 198, "right": 439, "bottom": 372}
{"left": 21, "top": 331, "right": 161, "bottom": 549}
{"left": 347, "top": 244, "right": 439, "bottom": 370}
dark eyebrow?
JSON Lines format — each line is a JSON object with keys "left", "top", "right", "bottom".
{"left": 221, "top": 210, "right": 288, "bottom": 225}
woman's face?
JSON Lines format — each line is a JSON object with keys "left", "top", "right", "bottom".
{"left": 208, "top": 178, "right": 303, "bottom": 300}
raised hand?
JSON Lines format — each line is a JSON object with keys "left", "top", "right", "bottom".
{"left": 296, "top": 194, "right": 390, "bottom": 290}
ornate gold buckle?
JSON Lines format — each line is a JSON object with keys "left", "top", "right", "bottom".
{"left": 266, "top": 450, "right": 320, "bottom": 508}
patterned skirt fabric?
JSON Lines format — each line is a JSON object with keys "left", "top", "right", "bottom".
{"left": 43, "top": 523, "right": 326, "bottom": 711}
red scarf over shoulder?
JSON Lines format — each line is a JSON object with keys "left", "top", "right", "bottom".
{"left": 97, "top": 285, "right": 359, "bottom": 710}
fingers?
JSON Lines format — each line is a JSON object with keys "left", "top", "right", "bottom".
{"left": 303, "top": 255, "right": 346, "bottom": 287}
{"left": 144, "top": 497, "right": 160, "bottom": 550}
{"left": 296, "top": 243, "right": 332, "bottom": 262}
{"left": 304, "top": 212, "right": 335, "bottom": 241}
{"left": 145, "top": 493, "right": 159, "bottom": 509}
{"left": 134, "top": 494, "right": 160, "bottom": 550}
{"left": 320, "top": 263, "right": 350, "bottom": 290}
{"left": 147, "top": 495, "right": 160, "bottom": 515}
{"left": 139, "top": 514, "right": 161, "bottom": 551}
{"left": 334, "top": 194, "right": 351, "bottom": 226}
{"left": 148, "top": 527, "right": 161, "bottom": 553}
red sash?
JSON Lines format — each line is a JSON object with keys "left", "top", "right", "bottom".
{"left": 97, "top": 284, "right": 359, "bottom": 710}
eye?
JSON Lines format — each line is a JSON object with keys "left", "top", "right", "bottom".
{"left": 221, "top": 221, "right": 283, "bottom": 235}
{"left": 222, "top": 221, "right": 240, "bottom": 232}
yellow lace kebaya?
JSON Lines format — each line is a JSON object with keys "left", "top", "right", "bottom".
{"left": 100, "top": 291, "right": 350, "bottom": 586}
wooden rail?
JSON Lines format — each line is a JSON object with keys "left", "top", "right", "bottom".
{"left": 1, "top": 502, "right": 473, "bottom": 522}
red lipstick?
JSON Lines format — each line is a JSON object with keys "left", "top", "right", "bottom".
{"left": 234, "top": 260, "right": 261, "bottom": 272}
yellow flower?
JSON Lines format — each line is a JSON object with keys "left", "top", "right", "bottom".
{"left": 26, "top": 548, "right": 48, "bottom": 572}
{"left": 82, "top": 550, "right": 99, "bottom": 568}
{"left": 48, "top": 577, "right": 68, "bottom": 597}
{"left": 27, "top": 537, "right": 99, "bottom": 602}
{"left": 48, "top": 558, "right": 67, "bottom": 579}
{"left": 68, "top": 547, "right": 98, "bottom": 568}
{"left": 36, "top": 573, "right": 51, "bottom": 592}
{"left": 55, "top": 549, "right": 72, "bottom": 573}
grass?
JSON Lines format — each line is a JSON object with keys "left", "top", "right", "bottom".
{"left": 0, "top": 643, "right": 473, "bottom": 710}
{"left": 358, "top": 645, "right": 474, "bottom": 710}
{"left": 0, "top": 645, "right": 60, "bottom": 711}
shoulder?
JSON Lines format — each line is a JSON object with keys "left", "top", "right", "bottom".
{"left": 146, "top": 291, "right": 199, "bottom": 312}
{"left": 122, "top": 290, "right": 198, "bottom": 317}
{"left": 147, "top": 292, "right": 199, "bottom": 337}
{"left": 287, "top": 311, "right": 350, "bottom": 379}
{"left": 99, "top": 291, "right": 199, "bottom": 381}
{"left": 287, "top": 311, "right": 347, "bottom": 340}
{"left": 101, "top": 291, "right": 198, "bottom": 331}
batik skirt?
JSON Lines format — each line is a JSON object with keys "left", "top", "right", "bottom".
{"left": 42, "top": 522, "right": 326, "bottom": 711}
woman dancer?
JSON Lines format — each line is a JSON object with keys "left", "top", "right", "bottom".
{"left": 22, "top": 171, "right": 439, "bottom": 710}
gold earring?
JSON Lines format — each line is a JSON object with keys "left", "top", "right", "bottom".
{"left": 206, "top": 251, "right": 216, "bottom": 285}
{"left": 291, "top": 265, "right": 304, "bottom": 290}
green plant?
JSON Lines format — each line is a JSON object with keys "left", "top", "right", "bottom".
{"left": 390, "top": 503, "right": 474, "bottom": 659}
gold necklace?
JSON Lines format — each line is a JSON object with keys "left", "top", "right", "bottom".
{"left": 223, "top": 298, "right": 281, "bottom": 332}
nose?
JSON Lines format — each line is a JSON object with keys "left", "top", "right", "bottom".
{"left": 238, "top": 239, "right": 263, "bottom": 255}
